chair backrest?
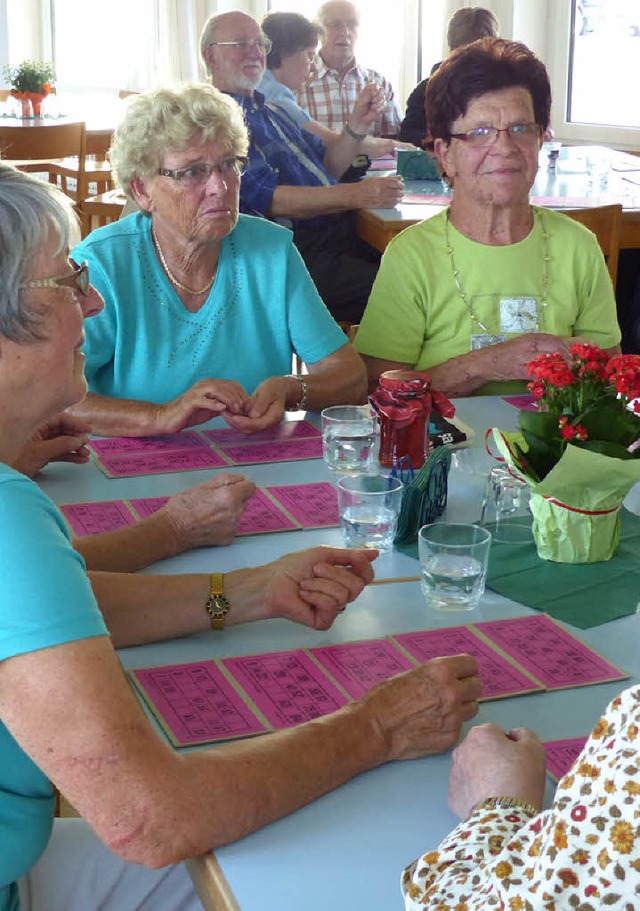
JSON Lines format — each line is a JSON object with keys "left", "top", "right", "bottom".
{"left": 0, "top": 121, "right": 86, "bottom": 161}
{"left": 563, "top": 204, "right": 622, "bottom": 287}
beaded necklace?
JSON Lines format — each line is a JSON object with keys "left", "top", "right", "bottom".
{"left": 152, "top": 225, "right": 216, "bottom": 296}
{"left": 444, "top": 207, "right": 550, "bottom": 332}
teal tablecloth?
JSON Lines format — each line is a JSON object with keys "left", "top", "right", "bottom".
{"left": 395, "top": 508, "right": 640, "bottom": 629}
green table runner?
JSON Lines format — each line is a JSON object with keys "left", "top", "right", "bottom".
{"left": 395, "top": 508, "right": 640, "bottom": 629}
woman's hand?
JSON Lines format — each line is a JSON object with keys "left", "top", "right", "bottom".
{"left": 222, "top": 376, "right": 295, "bottom": 434}
{"left": 13, "top": 414, "right": 93, "bottom": 477}
{"left": 448, "top": 723, "right": 547, "bottom": 819}
{"left": 226, "top": 546, "right": 378, "bottom": 630}
{"left": 155, "top": 379, "right": 250, "bottom": 433}
{"left": 159, "top": 473, "right": 256, "bottom": 548}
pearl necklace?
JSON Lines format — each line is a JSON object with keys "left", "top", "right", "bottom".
{"left": 152, "top": 226, "right": 216, "bottom": 296}
{"left": 444, "top": 207, "right": 550, "bottom": 333}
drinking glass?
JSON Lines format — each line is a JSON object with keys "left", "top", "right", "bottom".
{"left": 479, "top": 466, "right": 532, "bottom": 543}
{"left": 321, "top": 405, "right": 376, "bottom": 472}
{"left": 418, "top": 523, "right": 491, "bottom": 611}
{"left": 337, "top": 475, "right": 403, "bottom": 551}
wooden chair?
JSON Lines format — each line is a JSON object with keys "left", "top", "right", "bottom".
{"left": 48, "top": 127, "right": 114, "bottom": 212}
{"left": 0, "top": 121, "right": 88, "bottom": 204}
{"left": 80, "top": 187, "right": 127, "bottom": 236}
{"left": 564, "top": 204, "right": 622, "bottom": 287}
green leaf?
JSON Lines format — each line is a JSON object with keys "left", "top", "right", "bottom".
{"left": 580, "top": 440, "right": 640, "bottom": 460}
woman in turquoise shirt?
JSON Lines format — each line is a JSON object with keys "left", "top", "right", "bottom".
{"left": 0, "top": 166, "right": 480, "bottom": 910}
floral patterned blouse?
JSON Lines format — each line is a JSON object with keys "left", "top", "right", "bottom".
{"left": 402, "top": 685, "right": 640, "bottom": 910}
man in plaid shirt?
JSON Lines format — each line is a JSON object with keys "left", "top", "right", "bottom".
{"left": 298, "top": 1, "right": 402, "bottom": 138}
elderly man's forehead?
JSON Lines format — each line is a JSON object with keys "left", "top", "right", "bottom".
{"left": 214, "top": 12, "right": 262, "bottom": 40}
{"left": 319, "top": 1, "right": 359, "bottom": 25}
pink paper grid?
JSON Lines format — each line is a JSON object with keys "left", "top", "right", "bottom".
{"left": 60, "top": 500, "right": 137, "bottom": 536}
{"left": 222, "top": 650, "right": 349, "bottom": 729}
{"left": 474, "top": 615, "right": 627, "bottom": 689}
{"left": 393, "top": 627, "right": 543, "bottom": 700}
{"left": 310, "top": 640, "right": 414, "bottom": 699}
{"left": 544, "top": 736, "right": 588, "bottom": 782}
{"left": 201, "top": 419, "right": 320, "bottom": 446}
{"left": 131, "top": 662, "right": 266, "bottom": 746}
{"left": 265, "top": 482, "right": 339, "bottom": 528}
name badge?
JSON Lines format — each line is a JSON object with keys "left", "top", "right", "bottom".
{"left": 500, "top": 298, "right": 539, "bottom": 333}
{"left": 471, "top": 333, "right": 509, "bottom": 350}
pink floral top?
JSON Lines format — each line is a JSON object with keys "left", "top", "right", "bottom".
{"left": 402, "top": 685, "right": 640, "bottom": 910}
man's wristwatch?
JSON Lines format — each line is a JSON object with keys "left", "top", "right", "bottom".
{"left": 206, "top": 573, "right": 230, "bottom": 630}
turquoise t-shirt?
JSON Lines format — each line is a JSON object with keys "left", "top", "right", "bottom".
{"left": 73, "top": 213, "right": 346, "bottom": 403}
{"left": 355, "top": 207, "right": 621, "bottom": 395}
{"left": 0, "top": 465, "right": 108, "bottom": 910}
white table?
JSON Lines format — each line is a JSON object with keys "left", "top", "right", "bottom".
{"left": 37, "top": 397, "right": 640, "bottom": 911}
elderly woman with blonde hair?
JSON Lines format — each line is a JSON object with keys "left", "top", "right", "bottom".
{"left": 69, "top": 83, "right": 366, "bottom": 438}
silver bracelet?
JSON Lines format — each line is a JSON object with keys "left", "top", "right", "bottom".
{"left": 285, "top": 374, "right": 308, "bottom": 412}
{"left": 344, "top": 122, "right": 367, "bottom": 142}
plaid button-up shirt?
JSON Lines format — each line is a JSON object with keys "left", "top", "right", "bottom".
{"left": 297, "top": 58, "right": 401, "bottom": 137}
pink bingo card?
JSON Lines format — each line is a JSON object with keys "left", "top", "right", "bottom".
{"left": 60, "top": 500, "right": 137, "bottom": 537}
{"left": 201, "top": 420, "right": 320, "bottom": 447}
{"left": 393, "top": 627, "right": 544, "bottom": 700}
{"left": 237, "top": 489, "right": 298, "bottom": 535}
{"left": 218, "top": 437, "right": 323, "bottom": 465}
{"left": 265, "top": 482, "right": 339, "bottom": 528}
{"left": 544, "top": 737, "right": 588, "bottom": 783}
{"left": 128, "top": 496, "right": 169, "bottom": 519}
{"left": 310, "top": 639, "right": 415, "bottom": 700}
{"left": 502, "top": 395, "right": 537, "bottom": 411}
{"left": 222, "top": 650, "right": 349, "bottom": 729}
{"left": 130, "top": 661, "right": 267, "bottom": 747}
{"left": 90, "top": 431, "right": 208, "bottom": 456}
{"left": 474, "top": 615, "right": 628, "bottom": 690}
{"left": 95, "top": 447, "right": 229, "bottom": 478}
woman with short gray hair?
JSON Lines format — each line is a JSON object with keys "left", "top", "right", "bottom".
{"left": 70, "top": 82, "right": 366, "bottom": 438}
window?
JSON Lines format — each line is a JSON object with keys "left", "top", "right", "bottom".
{"left": 569, "top": 0, "right": 640, "bottom": 129}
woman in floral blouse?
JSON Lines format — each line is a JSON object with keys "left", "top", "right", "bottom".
{"left": 402, "top": 685, "right": 640, "bottom": 909}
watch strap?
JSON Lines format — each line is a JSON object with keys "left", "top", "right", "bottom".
{"left": 472, "top": 796, "right": 539, "bottom": 817}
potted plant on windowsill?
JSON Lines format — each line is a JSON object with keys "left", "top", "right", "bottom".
{"left": 3, "top": 60, "right": 56, "bottom": 118}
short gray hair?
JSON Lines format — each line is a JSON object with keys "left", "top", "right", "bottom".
{"left": 0, "top": 164, "right": 78, "bottom": 342}
{"left": 200, "top": 14, "right": 222, "bottom": 73}
{"left": 110, "top": 83, "right": 249, "bottom": 198}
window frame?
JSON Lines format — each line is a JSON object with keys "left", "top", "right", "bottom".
{"left": 545, "top": 0, "right": 640, "bottom": 150}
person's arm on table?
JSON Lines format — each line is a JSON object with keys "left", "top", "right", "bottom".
{"left": 361, "top": 333, "right": 598, "bottom": 398}
{"left": 402, "top": 723, "right": 546, "bottom": 909}
{"left": 223, "top": 344, "right": 367, "bottom": 434}
{"left": 268, "top": 174, "right": 405, "bottom": 220}
{"left": 67, "top": 379, "right": 251, "bottom": 438}
{"left": 76, "top": 474, "right": 256, "bottom": 572}
{"left": 0, "top": 637, "right": 479, "bottom": 866}
{"left": 89, "top": 545, "right": 378, "bottom": 646}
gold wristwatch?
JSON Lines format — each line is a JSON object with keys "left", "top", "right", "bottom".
{"left": 205, "top": 573, "right": 230, "bottom": 630}
{"left": 473, "top": 796, "right": 539, "bottom": 817}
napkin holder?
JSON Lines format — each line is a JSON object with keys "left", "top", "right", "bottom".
{"left": 393, "top": 446, "right": 451, "bottom": 545}
{"left": 396, "top": 149, "right": 441, "bottom": 181}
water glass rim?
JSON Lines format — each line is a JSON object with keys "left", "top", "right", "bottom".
{"left": 419, "top": 521, "right": 491, "bottom": 545}
{"left": 337, "top": 474, "right": 403, "bottom": 494}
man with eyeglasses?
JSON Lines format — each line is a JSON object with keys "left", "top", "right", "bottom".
{"left": 298, "top": 1, "right": 402, "bottom": 139}
{"left": 201, "top": 10, "right": 405, "bottom": 324}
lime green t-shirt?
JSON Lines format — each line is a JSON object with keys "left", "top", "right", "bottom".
{"left": 355, "top": 207, "right": 620, "bottom": 395}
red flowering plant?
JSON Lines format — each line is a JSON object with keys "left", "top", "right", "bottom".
{"left": 491, "top": 344, "right": 640, "bottom": 563}
{"left": 515, "top": 344, "right": 640, "bottom": 481}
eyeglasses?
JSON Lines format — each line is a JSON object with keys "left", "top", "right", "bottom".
{"left": 157, "top": 158, "right": 249, "bottom": 188}
{"left": 207, "top": 37, "right": 272, "bottom": 55}
{"left": 449, "top": 123, "right": 541, "bottom": 147}
{"left": 20, "top": 260, "right": 90, "bottom": 296}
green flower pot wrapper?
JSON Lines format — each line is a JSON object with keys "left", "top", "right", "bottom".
{"left": 491, "top": 429, "right": 640, "bottom": 563}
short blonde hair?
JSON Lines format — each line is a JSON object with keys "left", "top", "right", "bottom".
{"left": 110, "top": 83, "right": 249, "bottom": 198}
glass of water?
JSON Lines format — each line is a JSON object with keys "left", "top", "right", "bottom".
{"left": 418, "top": 523, "right": 491, "bottom": 611}
{"left": 321, "top": 405, "right": 376, "bottom": 472}
{"left": 337, "top": 474, "right": 403, "bottom": 551}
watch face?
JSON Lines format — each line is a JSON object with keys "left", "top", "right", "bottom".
{"left": 208, "top": 597, "right": 229, "bottom": 618}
